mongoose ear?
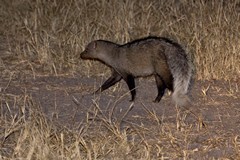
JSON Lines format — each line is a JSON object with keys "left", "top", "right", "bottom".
{"left": 93, "top": 41, "right": 97, "bottom": 49}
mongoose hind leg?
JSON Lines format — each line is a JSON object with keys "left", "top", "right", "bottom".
{"left": 95, "top": 71, "right": 122, "bottom": 94}
{"left": 153, "top": 75, "right": 167, "bottom": 103}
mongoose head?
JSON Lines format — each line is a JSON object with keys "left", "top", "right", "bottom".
{"left": 81, "top": 40, "right": 118, "bottom": 64}
{"left": 80, "top": 40, "right": 100, "bottom": 60}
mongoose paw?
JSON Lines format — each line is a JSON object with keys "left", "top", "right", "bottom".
{"left": 94, "top": 88, "right": 102, "bottom": 94}
{"left": 153, "top": 98, "right": 161, "bottom": 103}
{"left": 129, "top": 97, "right": 136, "bottom": 102}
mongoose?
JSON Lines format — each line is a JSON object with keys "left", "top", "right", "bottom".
{"left": 80, "top": 36, "right": 193, "bottom": 106}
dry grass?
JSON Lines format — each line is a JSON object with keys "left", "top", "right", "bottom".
{"left": 0, "top": 0, "right": 239, "bottom": 79}
{"left": 1, "top": 83, "right": 239, "bottom": 159}
{"left": 0, "top": 0, "right": 240, "bottom": 159}
{"left": 0, "top": 93, "right": 199, "bottom": 159}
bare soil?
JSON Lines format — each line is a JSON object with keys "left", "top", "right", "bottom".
{"left": 1, "top": 75, "right": 239, "bottom": 159}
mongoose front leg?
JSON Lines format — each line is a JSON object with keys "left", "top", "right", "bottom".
{"left": 123, "top": 75, "right": 136, "bottom": 101}
{"left": 95, "top": 71, "right": 122, "bottom": 94}
{"left": 153, "top": 75, "right": 166, "bottom": 103}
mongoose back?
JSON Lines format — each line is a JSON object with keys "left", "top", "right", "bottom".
{"left": 80, "top": 36, "right": 193, "bottom": 106}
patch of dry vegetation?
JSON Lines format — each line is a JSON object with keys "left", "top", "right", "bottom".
{"left": 0, "top": 0, "right": 240, "bottom": 159}
{"left": 1, "top": 91, "right": 239, "bottom": 159}
{"left": 0, "top": 93, "right": 197, "bottom": 159}
{"left": 0, "top": 0, "right": 239, "bottom": 79}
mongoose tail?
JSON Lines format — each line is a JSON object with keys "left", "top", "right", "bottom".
{"left": 163, "top": 40, "right": 193, "bottom": 107}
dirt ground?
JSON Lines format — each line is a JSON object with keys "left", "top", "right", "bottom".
{"left": 1, "top": 75, "right": 240, "bottom": 159}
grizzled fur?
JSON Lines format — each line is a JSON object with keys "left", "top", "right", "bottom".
{"left": 81, "top": 36, "right": 193, "bottom": 106}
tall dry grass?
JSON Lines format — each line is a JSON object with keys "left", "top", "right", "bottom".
{"left": 0, "top": 93, "right": 202, "bottom": 159}
{"left": 0, "top": 0, "right": 239, "bottom": 79}
{"left": 1, "top": 0, "right": 240, "bottom": 159}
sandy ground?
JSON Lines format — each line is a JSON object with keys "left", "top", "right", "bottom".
{"left": 1, "top": 75, "right": 240, "bottom": 158}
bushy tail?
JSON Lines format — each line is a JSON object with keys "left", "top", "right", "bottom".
{"left": 172, "top": 77, "right": 191, "bottom": 107}
{"left": 165, "top": 46, "right": 193, "bottom": 107}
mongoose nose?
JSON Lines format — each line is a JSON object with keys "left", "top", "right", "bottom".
{"left": 79, "top": 52, "right": 82, "bottom": 59}
{"left": 80, "top": 51, "right": 85, "bottom": 59}
{"left": 80, "top": 51, "right": 88, "bottom": 59}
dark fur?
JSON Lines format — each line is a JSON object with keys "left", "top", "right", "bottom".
{"left": 81, "top": 36, "right": 193, "bottom": 105}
